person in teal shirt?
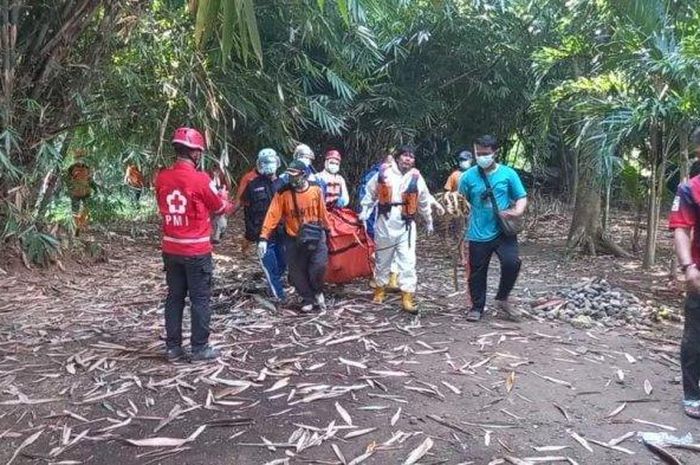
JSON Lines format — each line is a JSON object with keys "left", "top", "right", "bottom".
{"left": 458, "top": 135, "right": 528, "bottom": 322}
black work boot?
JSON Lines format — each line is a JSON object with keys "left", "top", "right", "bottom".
{"left": 191, "top": 345, "right": 221, "bottom": 362}
{"left": 165, "top": 346, "right": 185, "bottom": 362}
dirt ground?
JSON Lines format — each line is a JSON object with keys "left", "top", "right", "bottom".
{"left": 0, "top": 212, "right": 697, "bottom": 465}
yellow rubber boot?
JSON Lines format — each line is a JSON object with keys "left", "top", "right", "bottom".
{"left": 373, "top": 287, "right": 386, "bottom": 304}
{"left": 401, "top": 292, "right": 417, "bottom": 314}
{"left": 387, "top": 272, "right": 399, "bottom": 292}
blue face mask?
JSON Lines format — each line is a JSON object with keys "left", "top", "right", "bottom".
{"left": 476, "top": 154, "right": 494, "bottom": 169}
{"left": 459, "top": 160, "right": 471, "bottom": 171}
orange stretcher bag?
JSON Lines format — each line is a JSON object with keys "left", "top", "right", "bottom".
{"left": 325, "top": 208, "right": 374, "bottom": 284}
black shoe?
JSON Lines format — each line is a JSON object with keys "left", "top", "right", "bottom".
{"left": 465, "top": 309, "right": 482, "bottom": 322}
{"left": 191, "top": 345, "right": 221, "bottom": 362}
{"left": 165, "top": 346, "right": 185, "bottom": 361}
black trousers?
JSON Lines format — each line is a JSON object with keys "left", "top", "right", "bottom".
{"left": 163, "top": 253, "right": 213, "bottom": 350}
{"left": 468, "top": 234, "right": 521, "bottom": 313}
{"left": 285, "top": 233, "right": 328, "bottom": 305}
{"left": 682, "top": 292, "right": 700, "bottom": 401}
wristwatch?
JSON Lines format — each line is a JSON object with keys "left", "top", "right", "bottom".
{"left": 680, "top": 263, "right": 697, "bottom": 272}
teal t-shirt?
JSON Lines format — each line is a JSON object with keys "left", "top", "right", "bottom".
{"left": 458, "top": 164, "right": 527, "bottom": 242}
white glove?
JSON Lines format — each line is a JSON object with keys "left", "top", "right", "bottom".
{"left": 257, "top": 241, "right": 268, "bottom": 258}
{"left": 358, "top": 209, "right": 371, "bottom": 222}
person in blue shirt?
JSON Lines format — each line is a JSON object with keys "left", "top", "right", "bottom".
{"left": 458, "top": 135, "right": 528, "bottom": 322}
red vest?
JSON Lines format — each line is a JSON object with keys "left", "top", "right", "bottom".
{"left": 155, "top": 161, "right": 226, "bottom": 256}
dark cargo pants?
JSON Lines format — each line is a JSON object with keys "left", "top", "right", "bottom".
{"left": 285, "top": 233, "right": 328, "bottom": 306}
{"left": 468, "top": 234, "right": 521, "bottom": 313}
{"left": 682, "top": 292, "right": 700, "bottom": 401}
{"left": 163, "top": 253, "right": 213, "bottom": 351}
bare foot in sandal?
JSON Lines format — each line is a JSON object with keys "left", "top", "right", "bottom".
{"left": 683, "top": 400, "right": 700, "bottom": 418}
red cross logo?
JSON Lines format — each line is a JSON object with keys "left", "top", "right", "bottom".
{"left": 166, "top": 190, "right": 187, "bottom": 214}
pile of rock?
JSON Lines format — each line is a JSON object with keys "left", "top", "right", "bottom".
{"left": 530, "top": 278, "right": 657, "bottom": 328}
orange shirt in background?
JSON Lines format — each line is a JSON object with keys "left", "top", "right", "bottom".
{"left": 444, "top": 170, "right": 461, "bottom": 192}
{"left": 235, "top": 169, "right": 259, "bottom": 208}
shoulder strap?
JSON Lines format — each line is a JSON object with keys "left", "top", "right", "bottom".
{"left": 290, "top": 189, "right": 301, "bottom": 222}
{"left": 478, "top": 167, "right": 501, "bottom": 215}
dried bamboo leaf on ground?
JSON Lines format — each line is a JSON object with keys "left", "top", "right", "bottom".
{"left": 606, "top": 403, "right": 626, "bottom": 418}
{"left": 567, "top": 429, "right": 593, "bottom": 453}
{"left": 391, "top": 407, "right": 402, "bottom": 427}
{"left": 124, "top": 425, "right": 206, "bottom": 448}
{"left": 344, "top": 428, "right": 377, "bottom": 439}
{"left": 642, "top": 439, "right": 683, "bottom": 465}
{"left": 335, "top": 402, "right": 353, "bottom": 426}
{"left": 403, "top": 437, "right": 433, "bottom": 465}
{"left": 7, "top": 430, "right": 43, "bottom": 465}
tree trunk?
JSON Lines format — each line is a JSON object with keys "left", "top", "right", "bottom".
{"left": 602, "top": 177, "right": 611, "bottom": 232}
{"left": 643, "top": 124, "right": 669, "bottom": 270}
{"left": 680, "top": 123, "right": 690, "bottom": 182}
{"left": 567, "top": 165, "right": 630, "bottom": 257}
{"left": 570, "top": 148, "right": 579, "bottom": 207}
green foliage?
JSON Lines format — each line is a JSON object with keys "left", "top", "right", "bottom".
{"left": 20, "top": 229, "right": 61, "bottom": 267}
{"left": 8, "top": 0, "right": 700, "bottom": 265}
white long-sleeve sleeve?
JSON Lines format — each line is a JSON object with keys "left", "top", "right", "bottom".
{"left": 360, "top": 172, "right": 379, "bottom": 217}
{"left": 417, "top": 175, "right": 433, "bottom": 228}
{"left": 338, "top": 176, "right": 350, "bottom": 207}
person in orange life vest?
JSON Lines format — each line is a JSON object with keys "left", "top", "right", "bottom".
{"left": 154, "top": 127, "right": 233, "bottom": 362}
{"left": 359, "top": 145, "right": 434, "bottom": 313}
{"left": 444, "top": 149, "right": 473, "bottom": 192}
{"left": 124, "top": 163, "right": 145, "bottom": 204}
{"left": 317, "top": 149, "right": 349, "bottom": 209}
{"left": 441, "top": 149, "right": 472, "bottom": 238}
{"left": 259, "top": 160, "right": 330, "bottom": 312}
{"left": 208, "top": 164, "right": 232, "bottom": 244}
{"left": 66, "top": 149, "right": 98, "bottom": 235}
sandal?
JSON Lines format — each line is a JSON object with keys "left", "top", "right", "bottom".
{"left": 683, "top": 400, "right": 700, "bottom": 418}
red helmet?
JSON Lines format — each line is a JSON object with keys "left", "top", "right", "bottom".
{"left": 325, "top": 149, "right": 342, "bottom": 161}
{"left": 171, "top": 127, "right": 206, "bottom": 151}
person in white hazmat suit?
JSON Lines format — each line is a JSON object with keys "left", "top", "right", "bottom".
{"left": 360, "top": 145, "right": 434, "bottom": 313}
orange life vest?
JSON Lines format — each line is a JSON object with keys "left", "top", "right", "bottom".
{"left": 401, "top": 173, "right": 420, "bottom": 224}
{"left": 125, "top": 164, "right": 145, "bottom": 188}
{"left": 377, "top": 168, "right": 420, "bottom": 225}
{"left": 68, "top": 163, "right": 92, "bottom": 199}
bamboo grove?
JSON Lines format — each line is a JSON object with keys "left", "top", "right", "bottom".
{"left": 2, "top": 0, "right": 700, "bottom": 267}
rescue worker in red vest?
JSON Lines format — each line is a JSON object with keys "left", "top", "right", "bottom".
{"left": 259, "top": 160, "right": 330, "bottom": 312}
{"left": 242, "top": 148, "right": 286, "bottom": 301}
{"left": 359, "top": 145, "right": 434, "bottom": 313}
{"left": 154, "top": 127, "right": 233, "bottom": 362}
{"left": 317, "top": 149, "right": 349, "bottom": 209}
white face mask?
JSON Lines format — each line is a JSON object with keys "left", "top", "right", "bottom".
{"left": 459, "top": 160, "right": 471, "bottom": 171}
{"left": 326, "top": 161, "right": 340, "bottom": 174}
{"left": 259, "top": 161, "right": 278, "bottom": 176}
{"left": 476, "top": 154, "right": 494, "bottom": 169}
{"left": 299, "top": 156, "right": 312, "bottom": 167}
